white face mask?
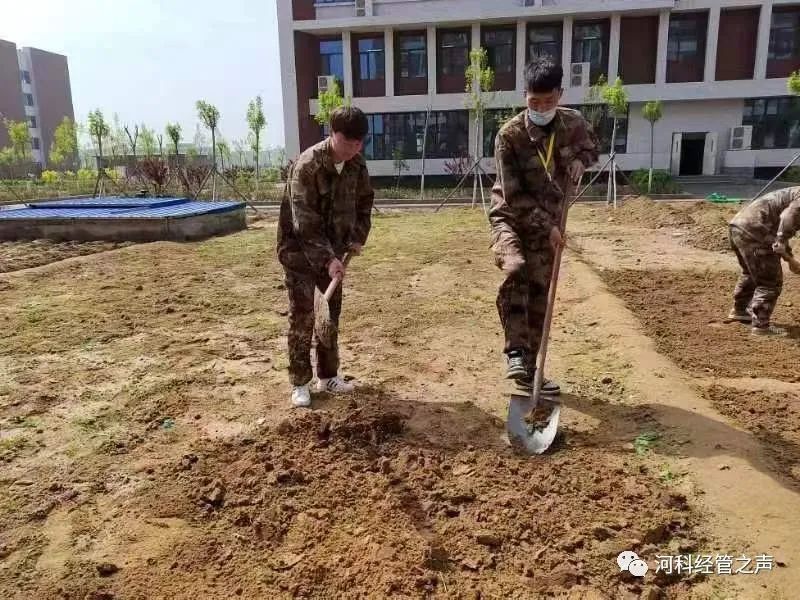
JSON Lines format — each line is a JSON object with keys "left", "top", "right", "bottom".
{"left": 528, "top": 108, "right": 557, "bottom": 127}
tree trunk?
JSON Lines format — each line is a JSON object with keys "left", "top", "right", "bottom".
{"left": 211, "top": 129, "right": 217, "bottom": 201}
{"left": 472, "top": 113, "right": 480, "bottom": 208}
{"left": 648, "top": 122, "right": 654, "bottom": 194}
{"left": 254, "top": 133, "right": 260, "bottom": 202}
{"left": 607, "top": 117, "right": 618, "bottom": 206}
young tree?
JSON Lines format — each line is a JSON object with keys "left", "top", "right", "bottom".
{"left": 124, "top": 124, "right": 140, "bottom": 156}
{"left": 392, "top": 147, "right": 410, "bottom": 191}
{"left": 601, "top": 77, "right": 628, "bottom": 207}
{"left": 49, "top": 116, "right": 78, "bottom": 170}
{"left": 165, "top": 123, "right": 182, "bottom": 156}
{"left": 247, "top": 95, "right": 267, "bottom": 200}
{"left": 217, "top": 139, "right": 231, "bottom": 171}
{"left": 642, "top": 101, "right": 663, "bottom": 194}
{"left": 233, "top": 138, "right": 246, "bottom": 167}
{"left": 464, "top": 47, "right": 495, "bottom": 209}
{"left": 789, "top": 70, "right": 800, "bottom": 95}
{"left": 315, "top": 80, "right": 344, "bottom": 126}
{"left": 3, "top": 119, "right": 32, "bottom": 162}
{"left": 157, "top": 133, "right": 164, "bottom": 157}
{"left": 196, "top": 100, "right": 220, "bottom": 199}
{"left": 109, "top": 113, "right": 127, "bottom": 159}
{"left": 87, "top": 109, "right": 110, "bottom": 161}
{"left": 140, "top": 125, "right": 157, "bottom": 156}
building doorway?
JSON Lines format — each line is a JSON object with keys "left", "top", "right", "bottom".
{"left": 670, "top": 132, "right": 718, "bottom": 176}
{"left": 679, "top": 133, "right": 706, "bottom": 175}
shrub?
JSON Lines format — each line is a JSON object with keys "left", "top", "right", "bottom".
{"left": 781, "top": 167, "right": 800, "bottom": 183}
{"left": 630, "top": 169, "right": 681, "bottom": 194}
{"left": 77, "top": 169, "right": 95, "bottom": 185}
{"left": 41, "top": 170, "right": 60, "bottom": 185}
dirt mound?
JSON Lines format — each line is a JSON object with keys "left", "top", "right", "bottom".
{"left": 16, "top": 399, "right": 704, "bottom": 600}
{"left": 705, "top": 385, "right": 800, "bottom": 486}
{"left": 609, "top": 198, "right": 738, "bottom": 253}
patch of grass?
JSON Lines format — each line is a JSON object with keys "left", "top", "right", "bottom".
{"left": 0, "top": 435, "right": 29, "bottom": 460}
{"left": 634, "top": 431, "right": 661, "bottom": 455}
{"left": 7, "top": 415, "right": 40, "bottom": 429}
{"left": 22, "top": 302, "right": 45, "bottom": 324}
{"left": 658, "top": 462, "right": 683, "bottom": 484}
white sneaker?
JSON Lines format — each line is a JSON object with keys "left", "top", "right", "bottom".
{"left": 291, "top": 385, "right": 311, "bottom": 408}
{"left": 315, "top": 376, "right": 355, "bottom": 394}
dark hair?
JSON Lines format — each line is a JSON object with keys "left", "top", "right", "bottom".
{"left": 524, "top": 58, "right": 563, "bottom": 93}
{"left": 330, "top": 106, "right": 369, "bottom": 141}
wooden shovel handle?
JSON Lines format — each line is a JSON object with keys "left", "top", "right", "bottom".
{"left": 532, "top": 185, "right": 573, "bottom": 405}
{"left": 323, "top": 252, "right": 353, "bottom": 301}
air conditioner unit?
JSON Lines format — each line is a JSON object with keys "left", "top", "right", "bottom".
{"left": 729, "top": 125, "right": 752, "bottom": 150}
{"left": 318, "top": 75, "right": 335, "bottom": 95}
{"left": 570, "top": 62, "right": 591, "bottom": 87}
{"left": 355, "top": 0, "right": 374, "bottom": 17}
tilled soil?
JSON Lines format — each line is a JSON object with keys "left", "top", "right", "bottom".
{"left": 704, "top": 385, "right": 800, "bottom": 488}
{"left": 2, "top": 394, "right": 703, "bottom": 600}
{"left": 0, "top": 240, "right": 134, "bottom": 273}
{"left": 591, "top": 198, "right": 739, "bottom": 253}
{"left": 601, "top": 269, "right": 800, "bottom": 380}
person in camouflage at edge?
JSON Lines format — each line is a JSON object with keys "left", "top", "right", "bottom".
{"left": 489, "top": 57, "right": 599, "bottom": 395}
{"left": 726, "top": 185, "right": 800, "bottom": 336}
{"left": 277, "top": 106, "right": 374, "bottom": 408}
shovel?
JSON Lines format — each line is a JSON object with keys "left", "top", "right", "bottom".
{"left": 314, "top": 252, "right": 352, "bottom": 348}
{"left": 506, "top": 180, "right": 579, "bottom": 455}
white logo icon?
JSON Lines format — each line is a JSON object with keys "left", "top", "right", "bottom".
{"left": 618, "top": 551, "right": 649, "bottom": 577}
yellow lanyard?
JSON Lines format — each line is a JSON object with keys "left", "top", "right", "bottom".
{"left": 537, "top": 133, "right": 555, "bottom": 172}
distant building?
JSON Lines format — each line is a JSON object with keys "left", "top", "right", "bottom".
{"left": 0, "top": 38, "right": 75, "bottom": 168}
{"left": 278, "top": 0, "right": 800, "bottom": 178}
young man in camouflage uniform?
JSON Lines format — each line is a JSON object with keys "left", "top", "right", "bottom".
{"left": 726, "top": 185, "right": 800, "bottom": 335}
{"left": 277, "top": 107, "right": 374, "bottom": 407}
{"left": 489, "top": 58, "right": 599, "bottom": 394}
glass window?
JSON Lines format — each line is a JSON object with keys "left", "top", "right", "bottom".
{"left": 573, "top": 22, "right": 608, "bottom": 81}
{"left": 528, "top": 23, "right": 562, "bottom": 64}
{"left": 23, "top": 93, "right": 34, "bottom": 106}
{"left": 31, "top": 137, "right": 40, "bottom": 150}
{"left": 744, "top": 96, "right": 800, "bottom": 149}
{"left": 482, "top": 106, "right": 627, "bottom": 157}
{"left": 20, "top": 70, "right": 31, "bottom": 84}
{"left": 439, "top": 30, "right": 470, "bottom": 76}
{"left": 358, "top": 37, "right": 384, "bottom": 80}
{"left": 398, "top": 33, "right": 427, "bottom": 79}
{"left": 356, "top": 111, "right": 469, "bottom": 160}
{"left": 319, "top": 38, "right": 344, "bottom": 82}
{"left": 769, "top": 10, "right": 800, "bottom": 60}
{"left": 483, "top": 29, "right": 515, "bottom": 75}
{"left": 28, "top": 116, "right": 37, "bottom": 129}
{"left": 667, "top": 15, "right": 704, "bottom": 62}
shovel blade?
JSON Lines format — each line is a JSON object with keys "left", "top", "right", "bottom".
{"left": 314, "top": 287, "right": 337, "bottom": 348}
{"left": 506, "top": 395, "right": 561, "bottom": 455}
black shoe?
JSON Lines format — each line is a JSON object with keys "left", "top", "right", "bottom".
{"left": 515, "top": 375, "right": 561, "bottom": 396}
{"left": 505, "top": 350, "right": 529, "bottom": 380}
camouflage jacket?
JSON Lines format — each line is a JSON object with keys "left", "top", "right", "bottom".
{"left": 277, "top": 138, "right": 374, "bottom": 274}
{"left": 730, "top": 186, "right": 800, "bottom": 246}
{"left": 489, "top": 108, "right": 599, "bottom": 244}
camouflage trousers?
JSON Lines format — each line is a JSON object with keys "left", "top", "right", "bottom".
{"left": 493, "top": 232, "right": 555, "bottom": 368}
{"left": 729, "top": 225, "right": 783, "bottom": 328}
{"left": 284, "top": 268, "right": 342, "bottom": 386}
